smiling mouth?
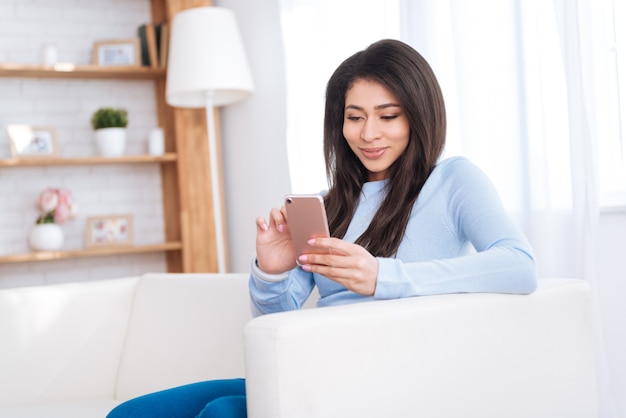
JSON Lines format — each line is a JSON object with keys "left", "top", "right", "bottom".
{"left": 361, "top": 147, "right": 387, "bottom": 159}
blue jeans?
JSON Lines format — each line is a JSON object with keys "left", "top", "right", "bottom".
{"left": 106, "top": 378, "right": 247, "bottom": 418}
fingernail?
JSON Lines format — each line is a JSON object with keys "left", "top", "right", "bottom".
{"left": 298, "top": 254, "right": 307, "bottom": 263}
{"left": 278, "top": 224, "right": 284, "bottom": 232}
{"left": 262, "top": 222, "right": 268, "bottom": 231}
{"left": 301, "top": 264, "right": 311, "bottom": 271}
{"left": 307, "top": 238, "right": 315, "bottom": 245}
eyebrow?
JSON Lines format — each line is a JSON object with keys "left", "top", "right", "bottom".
{"left": 345, "top": 103, "right": 401, "bottom": 111}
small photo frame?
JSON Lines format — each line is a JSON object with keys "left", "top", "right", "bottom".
{"left": 92, "top": 39, "right": 140, "bottom": 67}
{"left": 85, "top": 215, "right": 133, "bottom": 247}
{"left": 7, "top": 125, "right": 60, "bottom": 158}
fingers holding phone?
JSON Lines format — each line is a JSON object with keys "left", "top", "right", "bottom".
{"left": 255, "top": 207, "right": 297, "bottom": 274}
{"left": 256, "top": 194, "right": 331, "bottom": 274}
{"left": 298, "top": 237, "right": 378, "bottom": 296}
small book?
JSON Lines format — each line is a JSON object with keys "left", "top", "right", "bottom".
{"left": 155, "top": 23, "right": 162, "bottom": 63}
{"left": 145, "top": 23, "right": 158, "bottom": 68}
{"left": 137, "top": 24, "right": 150, "bottom": 66}
{"left": 159, "top": 23, "right": 170, "bottom": 68}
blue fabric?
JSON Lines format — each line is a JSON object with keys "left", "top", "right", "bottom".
{"left": 106, "top": 379, "right": 246, "bottom": 418}
{"left": 196, "top": 395, "right": 247, "bottom": 418}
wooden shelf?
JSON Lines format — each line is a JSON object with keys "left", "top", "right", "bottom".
{"left": 0, "top": 64, "right": 166, "bottom": 80}
{"left": 0, "top": 153, "right": 177, "bottom": 167}
{"left": 0, "top": 242, "right": 182, "bottom": 264}
{"left": 0, "top": 1, "right": 218, "bottom": 275}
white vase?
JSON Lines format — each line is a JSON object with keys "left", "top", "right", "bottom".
{"left": 28, "top": 223, "right": 64, "bottom": 251}
{"left": 95, "top": 127, "right": 127, "bottom": 157}
{"left": 148, "top": 127, "right": 165, "bottom": 155}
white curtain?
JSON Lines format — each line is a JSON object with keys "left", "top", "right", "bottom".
{"left": 402, "top": 1, "right": 615, "bottom": 415}
{"left": 279, "top": 0, "right": 618, "bottom": 414}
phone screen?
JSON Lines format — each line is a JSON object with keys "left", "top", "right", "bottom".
{"left": 284, "top": 194, "right": 330, "bottom": 265}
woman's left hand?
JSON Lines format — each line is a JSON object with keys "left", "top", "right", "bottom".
{"left": 298, "top": 238, "right": 378, "bottom": 296}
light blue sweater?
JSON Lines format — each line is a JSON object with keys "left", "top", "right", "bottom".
{"left": 249, "top": 157, "right": 537, "bottom": 316}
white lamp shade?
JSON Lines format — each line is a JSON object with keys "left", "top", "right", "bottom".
{"left": 166, "top": 7, "right": 254, "bottom": 108}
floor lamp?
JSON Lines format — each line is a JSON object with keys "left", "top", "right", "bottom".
{"left": 166, "top": 7, "right": 254, "bottom": 273}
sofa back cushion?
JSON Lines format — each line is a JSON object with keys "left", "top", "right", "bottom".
{"left": 114, "top": 273, "right": 253, "bottom": 400}
{"left": 0, "top": 277, "right": 139, "bottom": 405}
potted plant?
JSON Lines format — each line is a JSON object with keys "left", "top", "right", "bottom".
{"left": 91, "top": 107, "right": 129, "bottom": 157}
{"left": 28, "top": 187, "right": 77, "bottom": 251}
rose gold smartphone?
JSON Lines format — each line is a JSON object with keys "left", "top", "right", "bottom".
{"left": 284, "top": 194, "right": 331, "bottom": 265}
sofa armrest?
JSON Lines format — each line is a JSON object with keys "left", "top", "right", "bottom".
{"left": 244, "top": 279, "right": 598, "bottom": 418}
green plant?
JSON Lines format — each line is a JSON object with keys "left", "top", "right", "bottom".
{"left": 91, "top": 107, "right": 129, "bottom": 130}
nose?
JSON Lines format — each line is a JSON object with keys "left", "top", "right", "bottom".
{"left": 360, "top": 118, "right": 381, "bottom": 142}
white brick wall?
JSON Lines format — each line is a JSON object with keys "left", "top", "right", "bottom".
{"left": 0, "top": 0, "right": 168, "bottom": 288}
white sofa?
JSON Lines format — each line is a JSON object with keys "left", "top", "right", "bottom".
{"left": 0, "top": 273, "right": 598, "bottom": 417}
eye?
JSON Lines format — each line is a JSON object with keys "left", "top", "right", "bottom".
{"left": 345, "top": 115, "right": 363, "bottom": 121}
{"left": 381, "top": 114, "right": 399, "bottom": 120}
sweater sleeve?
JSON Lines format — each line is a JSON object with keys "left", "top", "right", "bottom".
{"left": 374, "top": 158, "right": 537, "bottom": 298}
{"left": 248, "top": 258, "right": 316, "bottom": 316}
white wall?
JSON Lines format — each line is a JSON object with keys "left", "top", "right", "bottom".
{"left": 596, "top": 211, "right": 626, "bottom": 416}
{"left": 0, "top": 0, "right": 166, "bottom": 288}
{"left": 215, "top": 0, "right": 291, "bottom": 273}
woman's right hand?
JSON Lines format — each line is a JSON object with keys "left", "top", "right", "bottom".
{"left": 255, "top": 206, "right": 297, "bottom": 274}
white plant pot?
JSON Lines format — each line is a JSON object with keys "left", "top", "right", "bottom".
{"left": 95, "top": 127, "right": 127, "bottom": 157}
{"left": 28, "top": 223, "right": 64, "bottom": 251}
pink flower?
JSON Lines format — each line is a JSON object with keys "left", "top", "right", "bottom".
{"left": 35, "top": 188, "right": 77, "bottom": 225}
{"left": 38, "top": 188, "right": 59, "bottom": 213}
{"left": 54, "top": 203, "right": 70, "bottom": 224}
{"left": 56, "top": 188, "right": 72, "bottom": 205}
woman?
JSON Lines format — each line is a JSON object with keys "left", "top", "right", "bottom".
{"left": 251, "top": 39, "right": 536, "bottom": 314}
{"left": 107, "top": 39, "right": 536, "bottom": 418}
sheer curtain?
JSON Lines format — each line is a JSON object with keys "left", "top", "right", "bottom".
{"left": 403, "top": 1, "right": 614, "bottom": 414}
{"left": 279, "top": 0, "right": 616, "bottom": 414}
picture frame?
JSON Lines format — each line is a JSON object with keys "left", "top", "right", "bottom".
{"left": 7, "top": 125, "right": 60, "bottom": 158}
{"left": 92, "top": 39, "right": 141, "bottom": 67}
{"left": 85, "top": 214, "right": 133, "bottom": 247}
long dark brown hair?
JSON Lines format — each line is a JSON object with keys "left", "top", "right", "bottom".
{"left": 323, "top": 39, "right": 447, "bottom": 257}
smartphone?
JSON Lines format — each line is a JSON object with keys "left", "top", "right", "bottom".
{"left": 284, "top": 194, "right": 331, "bottom": 265}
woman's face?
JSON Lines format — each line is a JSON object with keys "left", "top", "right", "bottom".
{"left": 343, "top": 79, "right": 410, "bottom": 181}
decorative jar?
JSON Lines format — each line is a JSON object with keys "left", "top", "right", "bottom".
{"left": 28, "top": 223, "right": 64, "bottom": 251}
